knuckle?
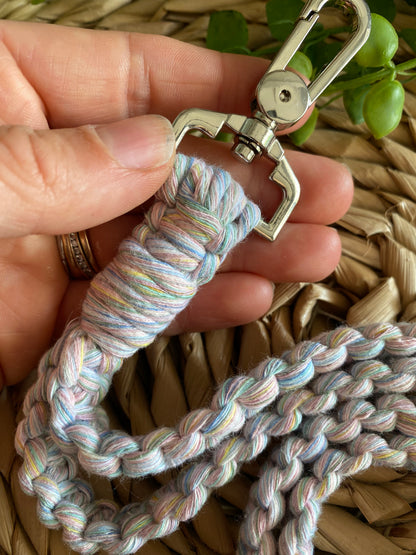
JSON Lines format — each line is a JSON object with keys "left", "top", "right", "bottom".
{"left": 0, "top": 126, "right": 62, "bottom": 234}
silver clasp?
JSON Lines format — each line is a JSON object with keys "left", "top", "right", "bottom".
{"left": 173, "top": 0, "right": 371, "bottom": 241}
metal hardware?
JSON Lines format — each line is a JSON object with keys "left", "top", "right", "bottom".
{"left": 173, "top": 0, "right": 371, "bottom": 241}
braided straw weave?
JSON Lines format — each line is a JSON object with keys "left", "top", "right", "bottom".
{"left": 3, "top": 1, "right": 416, "bottom": 554}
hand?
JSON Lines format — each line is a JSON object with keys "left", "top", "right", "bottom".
{"left": 0, "top": 21, "right": 353, "bottom": 386}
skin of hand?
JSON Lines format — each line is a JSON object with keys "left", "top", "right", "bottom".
{"left": 0, "top": 21, "right": 353, "bottom": 387}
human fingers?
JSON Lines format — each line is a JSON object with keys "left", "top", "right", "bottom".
{"left": 179, "top": 137, "right": 354, "bottom": 225}
{"left": 220, "top": 224, "right": 341, "bottom": 279}
{"left": 166, "top": 227, "right": 340, "bottom": 338}
{"left": 72, "top": 144, "right": 351, "bottom": 272}
{"left": 166, "top": 229, "right": 340, "bottom": 336}
{"left": 0, "top": 21, "right": 267, "bottom": 127}
{"left": 167, "top": 273, "right": 275, "bottom": 336}
{"left": 0, "top": 115, "right": 175, "bottom": 238}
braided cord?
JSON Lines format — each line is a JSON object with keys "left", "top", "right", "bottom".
{"left": 14, "top": 155, "right": 416, "bottom": 554}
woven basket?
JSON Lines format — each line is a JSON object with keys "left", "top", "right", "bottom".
{"left": 3, "top": 1, "right": 416, "bottom": 553}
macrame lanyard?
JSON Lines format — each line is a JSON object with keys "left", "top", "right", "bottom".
{"left": 15, "top": 154, "right": 416, "bottom": 555}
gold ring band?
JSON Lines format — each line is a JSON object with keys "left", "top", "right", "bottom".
{"left": 56, "top": 230, "right": 99, "bottom": 280}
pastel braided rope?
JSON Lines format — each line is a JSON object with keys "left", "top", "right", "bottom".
{"left": 14, "top": 154, "right": 416, "bottom": 554}
{"left": 15, "top": 153, "right": 260, "bottom": 552}
{"left": 239, "top": 325, "right": 416, "bottom": 554}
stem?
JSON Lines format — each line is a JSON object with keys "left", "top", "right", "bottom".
{"left": 400, "top": 73, "right": 416, "bottom": 84}
{"left": 252, "top": 25, "right": 351, "bottom": 58}
{"left": 397, "top": 58, "right": 416, "bottom": 73}
{"left": 398, "top": 71, "right": 416, "bottom": 78}
{"left": 304, "top": 25, "right": 352, "bottom": 49}
{"left": 323, "top": 58, "right": 416, "bottom": 95}
{"left": 318, "top": 92, "right": 344, "bottom": 109}
{"left": 323, "top": 58, "right": 416, "bottom": 96}
{"left": 323, "top": 68, "right": 390, "bottom": 94}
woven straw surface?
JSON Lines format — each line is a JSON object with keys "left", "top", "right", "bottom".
{"left": 3, "top": 1, "right": 416, "bottom": 553}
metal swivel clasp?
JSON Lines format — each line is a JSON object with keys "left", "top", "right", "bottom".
{"left": 173, "top": 0, "right": 371, "bottom": 241}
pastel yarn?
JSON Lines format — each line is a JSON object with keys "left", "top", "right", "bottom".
{"left": 15, "top": 154, "right": 416, "bottom": 554}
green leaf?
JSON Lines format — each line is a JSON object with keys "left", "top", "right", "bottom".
{"left": 216, "top": 131, "right": 234, "bottom": 143}
{"left": 288, "top": 51, "right": 313, "bottom": 80}
{"left": 365, "top": 0, "right": 396, "bottom": 22}
{"left": 266, "top": 0, "right": 304, "bottom": 41}
{"left": 206, "top": 11, "right": 249, "bottom": 52}
{"left": 343, "top": 61, "right": 370, "bottom": 80}
{"left": 400, "top": 28, "right": 416, "bottom": 55}
{"left": 305, "top": 41, "right": 342, "bottom": 77}
{"left": 301, "top": 22, "right": 326, "bottom": 49}
{"left": 222, "top": 46, "right": 252, "bottom": 55}
{"left": 290, "top": 107, "right": 319, "bottom": 146}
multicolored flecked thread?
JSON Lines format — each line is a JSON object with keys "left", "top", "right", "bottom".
{"left": 15, "top": 155, "right": 416, "bottom": 554}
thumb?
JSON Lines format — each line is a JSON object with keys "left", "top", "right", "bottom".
{"left": 0, "top": 115, "right": 176, "bottom": 238}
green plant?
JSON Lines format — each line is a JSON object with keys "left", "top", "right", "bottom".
{"left": 206, "top": 0, "right": 416, "bottom": 144}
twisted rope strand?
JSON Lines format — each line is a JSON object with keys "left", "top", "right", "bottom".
{"left": 19, "top": 323, "right": 416, "bottom": 483}
{"left": 14, "top": 154, "right": 416, "bottom": 554}
{"left": 18, "top": 323, "right": 416, "bottom": 552}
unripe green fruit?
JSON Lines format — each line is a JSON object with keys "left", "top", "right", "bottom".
{"left": 288, "top": 51, "right": 313, "bottom": 80}
{"left": 363, "top": 79, "right": 405, "bottom": 139}
{"left": 354, "top": 13, "right": 398, "bottom": 68}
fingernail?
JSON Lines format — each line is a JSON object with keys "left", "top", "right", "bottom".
{"left": 96, "top": 115, "right": 175, "bottom": 169}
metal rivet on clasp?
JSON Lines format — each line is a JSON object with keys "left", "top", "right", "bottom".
{"left": 173, "top": 0, "right": 371, "bottom": 241}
